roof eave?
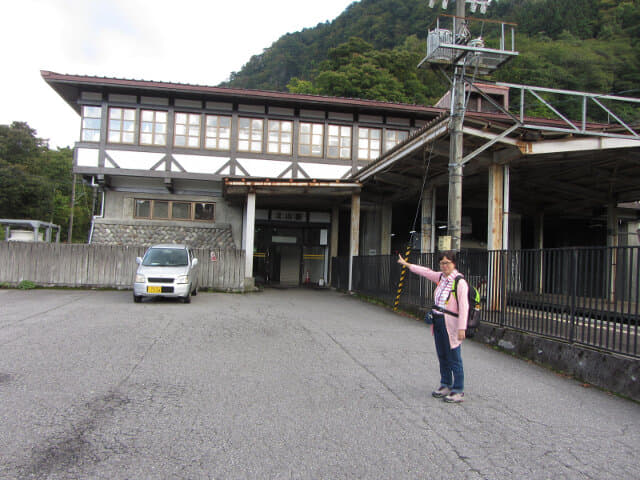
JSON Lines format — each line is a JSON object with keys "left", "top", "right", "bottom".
{"left": 41, "top": 70, "right": 443, "bottom": 116}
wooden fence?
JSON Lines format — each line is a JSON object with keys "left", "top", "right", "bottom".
{"left": 0, "top": 242, "right": 245, "bottom": 291}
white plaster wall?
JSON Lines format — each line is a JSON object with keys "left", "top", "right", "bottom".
{"left": 76, "top": 148, "right": 99, "bottom": 167}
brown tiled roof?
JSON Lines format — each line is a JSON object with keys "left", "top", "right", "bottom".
{"left": 41, "top": 70, "right": 444, "bottom": 115}
{"left": 42, "top": 70, "right": 623, "bottom": 132}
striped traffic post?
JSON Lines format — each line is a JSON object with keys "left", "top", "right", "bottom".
{"left": 394, "top": 243, "right": 412, "bottom": 311}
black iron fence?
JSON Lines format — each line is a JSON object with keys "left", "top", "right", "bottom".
{"left": 331, "top": 256, "right": 349, "bottom": 292}
{"left": 332, "top": 247, "right": 639, "bottom": 358}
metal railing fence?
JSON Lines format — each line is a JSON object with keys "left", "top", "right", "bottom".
{"left": 331, "top": 256, "right": 349, "bottom": 292}
{"left": 333, "top": 247, "right": 639, "bottom": 358}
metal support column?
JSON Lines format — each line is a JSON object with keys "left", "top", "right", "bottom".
{"left": 535, "top": 212, "right": 544, "bottom": 294}
{"left": 381, "top": 201, "right": 392, "bottom": 255}
{"left": 608, "top": 201, "right": 618, "bottom": 302}
{"left": 447, "top": 0, "right": 467, "bottom": 252}
{"left": 421, "top": 188, "right": 435, "bottom": 253}
{"left": 348, "top": 193, "right": 360, "bottom": 292}
{"left": 243, "top": 192, "right": 256, "bottom": 281}
{"left": 330, "top": 206, "right": 340, "bottom": 259}
{"left": 329, "top": 205, "right": 340, "bottom": 286}
{"left": 488, "top": 163, "right": 504, "bottom": 251}
{"left": 487, "top": 163, "right": 505, "bottom": 311}
{"left": 68, "top": 173, "right": 76, "bottom": 243}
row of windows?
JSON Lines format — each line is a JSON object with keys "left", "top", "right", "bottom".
{"left": 81, "top": 106, "right": 409, "bottom": 161}
{"left": 135, "top": 199, "right": 215, "bottom": 222}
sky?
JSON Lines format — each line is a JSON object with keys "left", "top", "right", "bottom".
{"left": 1, "top": 0, "right": 358, "bottom": 149}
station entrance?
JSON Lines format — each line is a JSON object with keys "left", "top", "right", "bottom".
{"left": 252, "top": 212, "right": 330, "bottom": 288}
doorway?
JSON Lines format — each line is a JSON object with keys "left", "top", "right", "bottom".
{"left": 253, "top": 222, "right": 329, "bottom": 288}
{"left": 276, "top": 244, "right": 301, "bottom": 287}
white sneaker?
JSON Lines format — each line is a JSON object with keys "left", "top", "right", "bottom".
{"left": 431, "top": 386, "right": 451, "bottom": 398}
{"left": 443, "top": 392, "right": 464, "bottom": 403}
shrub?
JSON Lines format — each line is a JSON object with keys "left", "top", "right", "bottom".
{"left": 17, "top": 280, "right": 36, "bottom": 290}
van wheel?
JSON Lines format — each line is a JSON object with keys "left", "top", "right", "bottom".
{"left": 133, "top": 294, "right": 142, "bottom": 303}
{"left": 192, "top": 287, "right": 198, "bottom": 296}
{"left": 183, "top": 294, "right": 191, "bottom": 304}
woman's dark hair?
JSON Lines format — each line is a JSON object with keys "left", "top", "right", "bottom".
{"left": 438, "top": 250, "right": 457, "bottom": 265}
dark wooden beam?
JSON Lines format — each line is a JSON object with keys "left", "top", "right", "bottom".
{"left": 374, "top": 172, "right": 422, "bottom": 189}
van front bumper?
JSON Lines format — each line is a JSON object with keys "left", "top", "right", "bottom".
{"left": 133, "top": 282, "right": 191, "bottom": 298}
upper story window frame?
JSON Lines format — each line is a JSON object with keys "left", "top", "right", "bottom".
{"left": 357, "top": 126, "right": 382, "bottom": 161}
{"left": 384, "top": 128, "right": 409, "bottom": 153}
{"left": 327, "top": 123, "right": 352, "bottom": 160}
{"left": 140, "top": 109, "right": 168, "bottom": 146}
{"left": 267, "top": 119, "right": 293, "bottom": 155}
{"left": 205, "top": 114, "right": 232, "bottom": 151}
{"left": 298, "top": 122, "right": 324, "bottom": 158}
{"left": 174, "top": 112, "right": 202, "bottom": 149}
{"left": 107, "top": 107, "right": 137, "bottom": 144}
{"left": 238, "top": 117, "right": 264, "bottom": 153}
{"left": 81, "top": 105, "right": 102, "bottom": 143}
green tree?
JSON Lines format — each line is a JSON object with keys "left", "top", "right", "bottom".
{"left": 225, "top": 0, "right": 640, "bottom": 114}
{"left": 0, "top": 122, "right": 46, "bottom": 171}
{"left": 286, "top": 78, "right": 320, "bottom": 95}
{"left": 0, "top": 122, "right": 92, "bottom": 242}
{"left": 286, "top": 36, "right": 445, "bottom": 105}
{"left": 0, "top": 160, "right": 53, "bottom": 221}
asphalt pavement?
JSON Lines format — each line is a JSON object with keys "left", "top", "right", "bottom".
{"left": 0, "top": 288, "right": 638, "bottom": 479}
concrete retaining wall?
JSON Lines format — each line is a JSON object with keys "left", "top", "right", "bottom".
{"left": 475, "top": 323, "right": 640, "bottom": 402}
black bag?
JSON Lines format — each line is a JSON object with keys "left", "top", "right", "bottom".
{"left": 424, "top": 311, "right": 433, "bottom": 325}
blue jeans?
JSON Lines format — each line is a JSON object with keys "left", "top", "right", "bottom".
{"left": 432, "top": 313, "right": 464, "bottom": 393}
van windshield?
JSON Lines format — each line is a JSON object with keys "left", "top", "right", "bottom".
{"left": 142, "top": 248, "right": 188, "bottom": 266}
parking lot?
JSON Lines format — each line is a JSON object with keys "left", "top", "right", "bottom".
{"left": 1, "top": 288, "right": 638, "bottom": 479}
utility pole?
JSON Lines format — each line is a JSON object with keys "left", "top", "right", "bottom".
{"left": 68, "top": 174, "right": 76, "bottom": 243}
{"left": 448, "top": 0, "right": 466, "bottom": 251}
{"left": 424, "top": 1, "right": 513, "bottom": 251}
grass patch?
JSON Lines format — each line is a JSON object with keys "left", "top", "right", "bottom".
{"left": 17, "top": 280, "right": 37, "bottom": 290}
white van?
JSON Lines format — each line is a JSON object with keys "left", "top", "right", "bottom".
{"left": 132, "top": 244, "right": 199, "bottom": 303}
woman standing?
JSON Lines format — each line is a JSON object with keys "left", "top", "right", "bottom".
{"left": 397, "top": 250, "right": 469, "bottom": 403}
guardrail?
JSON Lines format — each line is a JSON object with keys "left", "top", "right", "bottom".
{"left": 336, "top": 247, "right": 639, "bottom": 358}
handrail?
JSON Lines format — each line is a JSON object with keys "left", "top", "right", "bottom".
{"left": 429, "top": 13, "right": 518, "bottom": 28}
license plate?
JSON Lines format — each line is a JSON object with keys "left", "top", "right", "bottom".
{"left": 147, "top": 286, "right": 162, "bottom": 293}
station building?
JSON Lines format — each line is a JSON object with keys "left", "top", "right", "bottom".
{"left": 42, "top": 71, "right": 640, "bottom": 289}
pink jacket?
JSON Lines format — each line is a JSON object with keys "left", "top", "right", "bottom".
{"left": 408, "top": 264, "right": 469, "bottom": 349}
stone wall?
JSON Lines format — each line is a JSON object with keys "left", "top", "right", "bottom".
{"left": 91, "top": 220, "right": 235, "bottom": 249}
{"left": 475, "top": 323, "right": 640, "bottom": 402}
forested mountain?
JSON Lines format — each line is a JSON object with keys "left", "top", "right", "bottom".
{"left": 222, "top": 0, "right": 640, "bottom": 110}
